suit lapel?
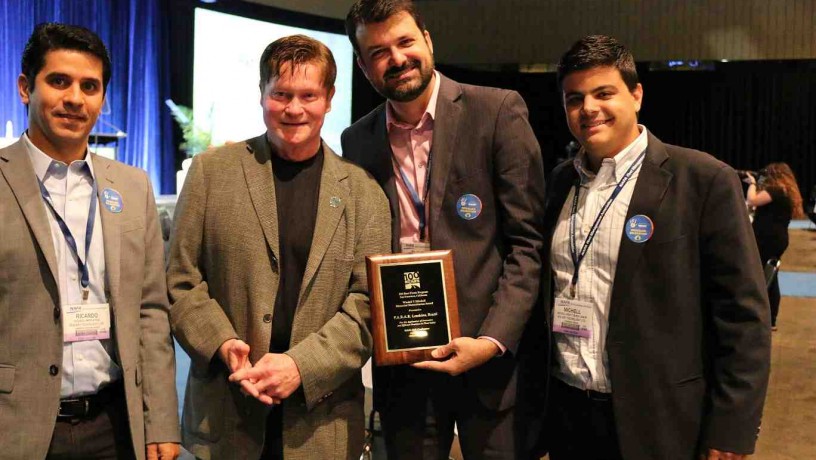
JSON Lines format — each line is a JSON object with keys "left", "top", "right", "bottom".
{"left": 298, "top": 143, "right": 348, "bottom": 301}
{"left": 609, "top": 135, "right": 672, "bottom": 315}
{"left": 243, "top": 135, "right": 280, "bottom": 260}
{"left": 0, "top": 141, "right": 60, "bottom": 286}
{"left": 370, "top": 109, "right": 402, "bottom": 251}
{"left": 428, "top": 75, "right": 463, "bottom": 237}
{"left": 93, "top": 155, "right": 122, "bottom": 308}
{"left": 545, "top": 164, "right": 579, "bottom": 243}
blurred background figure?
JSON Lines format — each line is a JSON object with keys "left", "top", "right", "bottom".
{"left": 745, "top": 162, "right": 806, "bottom": 330}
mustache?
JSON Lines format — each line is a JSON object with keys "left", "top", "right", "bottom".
{"left": 384, "top": 60, "right": 421, "bottom": 79}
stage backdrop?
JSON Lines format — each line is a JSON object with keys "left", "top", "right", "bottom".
{"left": 0, "top": 0, "right": 175, "bottom": 194}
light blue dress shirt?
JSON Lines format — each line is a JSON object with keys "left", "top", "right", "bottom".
{"left": 23, "top": 133, "right": 121, "bottom": 398}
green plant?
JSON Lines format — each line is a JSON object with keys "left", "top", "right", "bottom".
{"left": 165, "top": 99, "right": 212, "bottom": 156}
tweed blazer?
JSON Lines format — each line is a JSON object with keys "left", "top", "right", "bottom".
{"left": 167, "top": 135, "right": 391, "bottom": 459}
{"left": 0, "top": 139, "right": 180, "bottom": 460}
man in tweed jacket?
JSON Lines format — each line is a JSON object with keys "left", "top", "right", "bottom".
{"left": 167, "top": 35, "right": 390, "bottom": 459}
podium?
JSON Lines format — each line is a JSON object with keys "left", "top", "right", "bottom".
{"left": 89, "top": 132, "right": 126, "bottom": 160}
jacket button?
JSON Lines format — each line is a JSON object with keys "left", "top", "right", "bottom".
{"left": 54, "top": 307, "right": 61, "bottom": 319}
{"left": 263, "top": 314, "right": 272, "bottom": 323}
{"left": 49, "top": 365, "right": 59, "bottom": 376}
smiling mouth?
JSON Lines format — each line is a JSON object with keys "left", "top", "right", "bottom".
{"left": 385, "top": 62, "right": 419, "bottom": 81}
{"left": 582, "top": 119, "right": 611, "bottom": 129}
{"left": 55, "top": 113, "right": 88, "bottom": 122}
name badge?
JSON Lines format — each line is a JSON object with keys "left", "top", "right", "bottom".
{"left": 400, "top": 241, "right": 431, "bottom": 254}
{"left": 63, "top": 303, "right": 111, "bottom": 343}
{"left": 552, "top": 297, "right": 593, "bottom": 338}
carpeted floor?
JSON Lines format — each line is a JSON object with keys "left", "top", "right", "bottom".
{"left": 779, "top": 227, "right": 816, "bottom": 273}
{"left": 753, "top": 296, "right": 816, "bottom": 459}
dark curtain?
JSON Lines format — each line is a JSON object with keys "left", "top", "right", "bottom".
{"left": 350, "top": 61, "right": 815, "bottom": 203}
{"left": 0, "top": 0, "right": 174, "bottom": 194}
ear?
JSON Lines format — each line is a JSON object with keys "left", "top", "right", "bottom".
{"left": 356, "top": 56, "right": 371, "bottom": 81}
{"left": 17, "top": 74, "right": 31, "bottom": 105}
{"left": 326, "top": 86, "right": 335, "bottom": 113}
{"left": 632, "top": 83, "right": 643, "bottom": 113}
{"left": 423, "top": 30, "right": 434, "bottom": 54}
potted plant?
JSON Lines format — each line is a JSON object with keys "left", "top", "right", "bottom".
{"left": 166, "top": 99, "right": 212, "bottom": 194}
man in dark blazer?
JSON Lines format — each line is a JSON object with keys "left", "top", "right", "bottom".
{"left": 542, "top": 35, "right": 771, "bottom": 460}
{"left": 341, "top": 1, "right": 547, "bottom": 458}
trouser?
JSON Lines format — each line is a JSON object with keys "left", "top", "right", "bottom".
{"left": 48, "top": 381, "right": 135, "bottom": 460}
{"left": 547, "top": 378, "right": 622, "bottom": 460}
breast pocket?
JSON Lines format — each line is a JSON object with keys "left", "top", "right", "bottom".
{"left": 0, "top": 365, "right": 15, "bottom": 393}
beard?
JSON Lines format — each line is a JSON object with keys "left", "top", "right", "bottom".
{"left": 378, "top": 58, "right": 434, "bottom": 102}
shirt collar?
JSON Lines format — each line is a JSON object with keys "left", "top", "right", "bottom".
{"left": 385, "top": 70, "right": 441, "bottom": 132}
{"left": 573, "top": 124, "right": 649, "bottom": 184}
{"left": 22, "top": 132, "right": 95, "bottom": 182}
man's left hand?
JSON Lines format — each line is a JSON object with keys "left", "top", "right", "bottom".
{"left": 229, "top": 353, "right": 302, "bottom": 405}
{"left": 411, "top": 337, "right": 500, "bottom": 376}
{"left": 700, "top": 448, "right": 747, "bottom": 460}
{"left": 146, "top": 442, "right": 180, "bottom": 460}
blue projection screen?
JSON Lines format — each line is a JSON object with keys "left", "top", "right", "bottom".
{"left": 193, "top": 8, "right": 353, "bottom": 154}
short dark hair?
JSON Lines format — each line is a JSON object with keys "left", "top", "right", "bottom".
{"left": 557, "top": 35, "right": 639, "bottom": 91}
{"left": 259, "top": 34, "right": 337, "bottom": 90}
{"left": 21, "top": 23, "right": 112, "bottom": 94}
{"left": 345, "top": 0, "right": 426, "bottom": 55}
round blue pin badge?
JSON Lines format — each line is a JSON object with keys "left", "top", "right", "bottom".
{"left": 456, "top": 194, "right": 482, "bottom": 220}
{"left": 102, "top": 188, "right": 124, "bottom": 214}
{"left": 625, "top": 214, "right": 654, "bottom": 243}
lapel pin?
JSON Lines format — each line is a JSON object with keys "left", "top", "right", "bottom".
{"left": 330, "top": 196, "right": 341, "bottom": 208}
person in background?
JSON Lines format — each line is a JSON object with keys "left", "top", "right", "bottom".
{"left": 745, "top": 162, "right": 805, "bottom": 330}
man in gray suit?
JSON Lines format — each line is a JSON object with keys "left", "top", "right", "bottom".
{"left": 167, "top": 35, "right": 390, "bottom": 459}
{"left": 0, "top": 23, "right": 180, "bottom": 459}
{"left": 342, "top": 1, "right": 547, "bottom": 458}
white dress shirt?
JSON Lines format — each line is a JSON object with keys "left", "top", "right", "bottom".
{"left": 23, "top": 133, "right": 121, "bottom": 397}
{"left": 550, "top": 126, "right": 649, "bottom": 393}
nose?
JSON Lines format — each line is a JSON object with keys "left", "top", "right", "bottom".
{"left": 580, "top": 96, "right": 599, "bottom": 115}
{"left": 388, "top": 47, "right": 408, "bottom": 68}
{"left": 63, "top": 83, "right": 84, "bottom": 108}
{"left": 284, "top": 97, "right": 304, "bottom": 116}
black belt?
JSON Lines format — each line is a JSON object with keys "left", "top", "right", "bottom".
{"left": 58, "top": 380, "right": 123, "bottom": 419}
{"left": 553, "top": 377, "right": 612, "bottom": 402}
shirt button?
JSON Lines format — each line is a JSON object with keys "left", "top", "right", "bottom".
{"left": 49, "top": 365, "right": 59, "bottom": 376}
{"left": 71, "top": 275, "right": 78, "bottom": 281}
{"left": 263, "top": 314, "right": 273, "bottom": 323}
{"left": 418, "top": 162, "right": 426, "bottom": 169}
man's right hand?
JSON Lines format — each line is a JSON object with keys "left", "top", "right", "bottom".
{"left": 218, "top": 338, "right": 251, "bottom": 374}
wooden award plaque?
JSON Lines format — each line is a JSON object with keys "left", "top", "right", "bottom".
{"left": 366, "top": 250, "right": 460, "bottom": 366}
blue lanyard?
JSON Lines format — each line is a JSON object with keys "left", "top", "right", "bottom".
{"left": 394, "top": 154, "right": 432, "bottom": 240}
{"left": 37, "top": 175, "right": 98, "bottom": 301}
{"left": 568, "top": 150, "right": 646, "bottom": 297}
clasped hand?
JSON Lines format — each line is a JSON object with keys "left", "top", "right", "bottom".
{"left": 218, "top": 339, "right": 301, "bottom": 405}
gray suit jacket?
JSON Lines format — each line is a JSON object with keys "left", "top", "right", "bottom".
{"left": 542, "top": 133, "right": 771, "bottom": 459}
{"left": 0, "top": 140, "right": 180, "bottom": 460}
{"left": 167, "top": 136, "right": 391, "bottom": 459}
{"left": 341, "top": 74, "right": 547, "bottom": 412}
